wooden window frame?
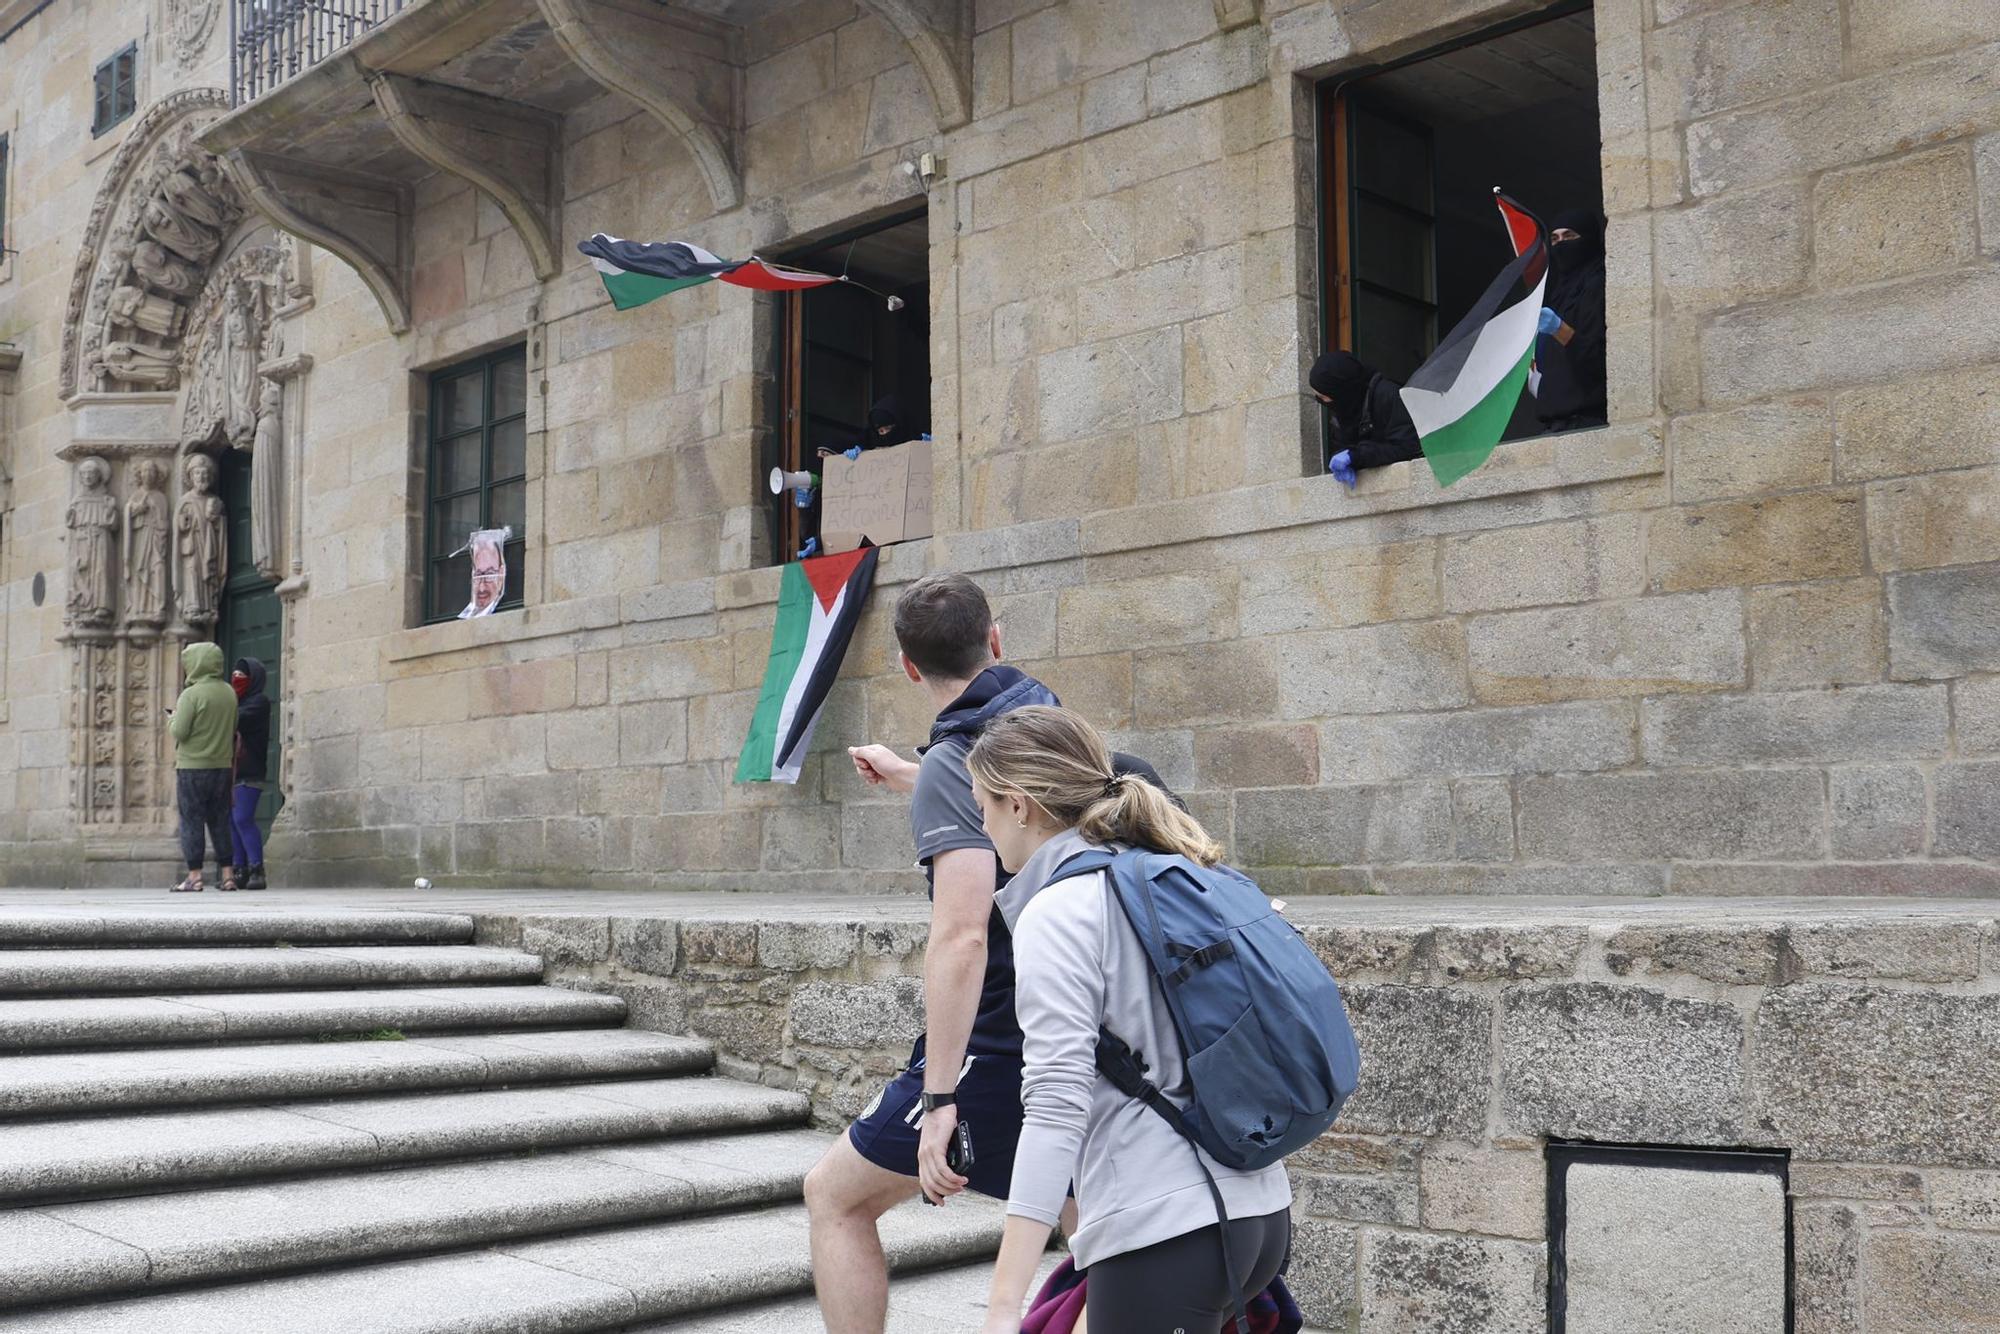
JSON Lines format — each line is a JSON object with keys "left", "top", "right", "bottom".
{"left": 422, "top": 345, "right": 528, "bottom": 624}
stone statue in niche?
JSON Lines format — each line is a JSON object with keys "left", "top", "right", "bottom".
{"left": 158, "top": 164, "right": 232, "bottom": 229}
{"left": 142, "top": 197, "right": 219, "bottom": 264}
{"left": 122, "top": 459, "right": 171, "bottom": 630}
{"left": 97, "top": 341, "right": 180, "bottom": 389}
{"left": 174, "top": 453, "right": 227, "bottom": 627}
{"left": 222, "top": 280, "right": 260, "bottom": 444}
{"left": 250, "top": 378, "right": 283, "bottom": 575}
{"left": 129, "top": 239, "right": 203, "bottom": 297}
{"left": 65, "top": 458, "right": 119, "bottom": 629}
{"left": 107, "top": 285, "right": 186, "bottom": 340}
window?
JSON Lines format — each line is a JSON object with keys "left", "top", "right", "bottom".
{"left": 424, "top": 346, "right": 527, "bottom": 622}
{"left": 0, "top": 134, "right": 10, "bottom": 260}
{"left": 768, "top": 208, "right": 930, "bottom": 564}
{"left": 92, "top": 45, "right": 138, "bottom": 137}
{"left": 1320, "top": 3, "right": 1602, "bottom": 455}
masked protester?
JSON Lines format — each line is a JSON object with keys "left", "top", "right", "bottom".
{"left": 819, "top": 394, "right": 920, "bottom": 460}
{"left": 1535, "top": 208, "right": 1608, "bottom": 434}
{"left": 230, "top": 657, "right": 273, "bottom": 891}
{"left": 1309, "top": 350, "right": 1421, "bottom": 488}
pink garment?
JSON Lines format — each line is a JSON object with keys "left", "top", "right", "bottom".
{"left": 1021, "top": 1256, "right": 1301, "bottom": 1334}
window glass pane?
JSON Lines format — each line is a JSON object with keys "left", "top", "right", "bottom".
{"left": 94, "top": 69, "right": 113, "bottom": 131}
{"left": 440, "top": 372, "right": 485, "bottom": 434}
{"left": 1353, "top": 111, "right": 1431, "bottom": 213}
{"left": 492, "top": 355, "right": 527, "bottom": 419}
{"left": 116, "top": 51, "right": 135, "bottom": 114}
{"left": 503, "top": 539, "right": 525, "bottom": 608}
{"left": 489, "top": 479, "right": 525, "bottom": 538}
{"left": 1354, "top": 287, "right": 1435, "bottom": 386}
{"left": 432, "top": 494, "right": 482, "bottom": 557}
{"left": 490, "top": 418, "right": 526, "bottom": 481}
{"left": 431, "top": 551, "right": 471, "bottom": 621}
{"left": 1354, "top": 195, "right": 1435, "bottom": 304}
{"left": 434, "top": 432, "right": 483, "bottom": 495}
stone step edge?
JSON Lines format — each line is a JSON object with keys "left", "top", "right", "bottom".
{"left": 0, "top": 946, "right": 547, "bottom": 998}
{"left": 0, "top": 1077, "right": 811, "bottom": 1206}
{"left": 0, "top": 914, "right": 477, "bottom": 947}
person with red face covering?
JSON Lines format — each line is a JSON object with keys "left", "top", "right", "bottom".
{"left": 229, "top": 657, "right": 272, "bottom": 891}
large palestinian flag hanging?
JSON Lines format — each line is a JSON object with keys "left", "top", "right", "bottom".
{"left": 1398, "top": 191, "right": 1549, "bottom": 488}
{"left": 579, "top": 234, "right": 837, "bottom": 311}
{"left": 735, "top": 547, "right": 880, "bottom": 784}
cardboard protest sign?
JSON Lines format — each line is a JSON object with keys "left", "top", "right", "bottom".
{"left": 820, "top": 439, "right": 933, "bottom": 554}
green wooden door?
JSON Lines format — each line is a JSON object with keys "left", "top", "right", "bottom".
{"left": 216, "top": 450, "right": 283, "bottom": 828}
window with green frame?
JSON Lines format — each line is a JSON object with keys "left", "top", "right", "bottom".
{"left": 424, "top": 347, "right": 527, "bottom": 622}
{"left": 92, "top": 44, "right": 138, "bottom": 138}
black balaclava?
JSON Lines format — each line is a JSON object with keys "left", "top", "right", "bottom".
{"left": 867, "top": 395, "right": 914, "bottom": 447}
{"left": 1309, "top": 351, "right": 1371, "bottom": 422}
{"left": 1549, "top": 208, "right": 1606, "bottom": 277}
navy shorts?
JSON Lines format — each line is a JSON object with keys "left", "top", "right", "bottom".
{"left": 848, "top": 1045, "right": 1025, "bottom": 1201}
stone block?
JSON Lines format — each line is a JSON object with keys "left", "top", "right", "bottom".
{"left": 1449, "top": 779, "right": 1514, "bottom": 862}
{"left": 1358, "top": 1231, "right": 1543, "bottom": 1334}
{"left": 677, "top": 920, "right": 759, "bottom": 969}
{"left": 618, "top": 701, "right": 689, "bottom": 767}
{"left": 1789, "top": 1164, "right": 1927, "bottom": 1202}
{"left": 1075, "top": 244, "right": 1243, "bottom": 345}
{"left": 1419, "top": 1143, "right": 1543, "bottom": 1241}
{"left": 545, "top": 709, "right": 620, "bottom": 772}
{"left": 1649, "top": 0, "right": 1840, "bottom": 121}
{"left": 1562, "top": 1162, "right": 1785, "bottom": 1334}
{"left": 1235, "top": 783, "right": 1454, "bottom": 867}
{"left": 760, "top": 806, "right": 841, "bottom": 873}
{"left": 1501, "top": 985, "right": 1748, "bottom": 1143}
{"left": 473, "top": 772, "right": 579, "bottom": 821}
{"left": 1755, "top": 984, "right": 2000, "bottom": 1165}
{"left": 1303, "top": 926, "right": 1425, "bottom": 982}
{"left": 1146, "top": 25, "right": 1268, "bottom": 115}
{"left": 1028, "top": 653, "right": 1136, "bottom": 730}
{"left": 631, "top": 812, "right": 762, "bottom": 874}
{"left": 1932, "top": 1171, "right": 2000, "bottom": 1232}
{"left": 790, "top": 976, "right": 924, "bottom": 1047}
{"left": 607, "top": 638, "right": 734, "bottom": 703}
{"left": 518, "top": 915, "right": 611, "bottom": 967}
{"left": 756, "top": 920, "right": 860, "bottom": 971}
{"left": 1274, "top": 622, "right": 1471, "bottom": 718}
{"left": 1828, "top": 764, "right": 1929, "bottom": 859}
{"left": 1322, "top": 700, "right": 1637, "bottom": 786}
{"left": 1789, "top": 921, "right": 1983, "bottom": 983}
{"left": 863, "top": 63, "right": 935, "bottom": 155}
{"left": 1194, "top": 724, "right": 1319, "bottom": 789}
{"left": 1846, "top": 0, "right": 2000, "bottom": 74}
{"left": 1056, "top": 570, "right": 1237, "bottom": 654}
{"left": 1441, "top": 514, "right": 1645, "bottom": 613}
{"left": 610, "top": 917, "right": 679, "bottom": 976}
{"left": 1670, "top": 399, "right": 1833, "bottom": 502}
{"left": 1520, "top": 769, "right": 1823, "bottom": 861}
{"left": 1653, "top": 181, "right": 1812, "bottom": 315}
{"left": 1748, "top": 579, "right": 1886, "bottom": 689}
{"left": 1285, "top": 1217, "right": 1357, "bottom": 1329}
{"left": 1335, "top": 986, "right": 1491, "bottom": 1139}
{"left": 1935, "top": 760, "right": 2000, "bottom": 857}
{"left": 841, "top": 802, "right": 917, "bottom": 872}
{"left": 1702, "top": 272, "right": 2000, "bottom": 405}
{"left": 1239, "top": 540, "right": 1440, "bottom": 635}
{"left": 1080, "top": 64, "right": 1147, "bottom": 137}
{"left": 1957, "top": 674, "right": 2000, "bottom": 754}
{"left": 1864, "top": 1231, "right": 2000, "bottom": 1333}
{"left": 1817, "top": 146, "right": 1978, "bottom": 289}
{"left": 1469, "top": 592, "right": 1745, "bottom": 704}
{"left": 1890, "top": 563, "right": 2000, "bottom": 678}
{"left": 1036, "top": 327, "right": 1183, "bottom": 443}
{"left": 1648, "top": 492, "right": 1865, "bottom": 593}
{"left": 1868, "top": 467, "right": 2000, "bottom": 572}
{"left": 1183, "top": 298, "right": 1306, "bottom": 415}
{"left": 1426, "top": 926, "right": 1584, "bottom": 984}
{"left": 1793, "top": 1202, "right": 1862, "bottom": 1334}
{"left": 1835, "top": 366, "right": 2000, "bottom": 481}
{"left": 1134, "top": 640, "right": 1283, "bottom": 726}
{"left": 1642, "top": 684, "right": 1948, "bottom": 766}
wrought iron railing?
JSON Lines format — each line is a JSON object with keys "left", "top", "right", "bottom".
{"left": 229, "top": 0, "right": 409, "bottom": 106}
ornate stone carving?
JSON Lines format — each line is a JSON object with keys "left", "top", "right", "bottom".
{"left": 142, "top": 196, "right": 221, "bottom": 265}
{"left": 180, "top": 246, "right": 283, "bottom": 446}
{"left": 98, "top": 341, "right": 181, "bottom": 389}
{"left": 174, "top": 452, "right": 227, "bottom": 629}
{"left": 129, "top": 239, "right": 204, "bottom": 298}
{"left": 108, "top": 285, "right": 187, "bottom": 339}
{"left": 166, "top": 0, "right": 223, "bottom": 66}
{"left": 65, "top": 458, "right": 119, "bottom": 630}
{"left": 222, "top": 280, "right": 261, "bottom": 444}
{"left": 123, "top": 459, "right": 171, "bottom": 632}
{"left": 251, "top": 379, "right": 284, "bottom": 576}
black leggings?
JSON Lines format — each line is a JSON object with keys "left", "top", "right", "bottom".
{"left": 176, "top": 768, "right": 233, "bottom": 873}
{"left": 1087, "top": 1208, "right": 1292, "bottom": 1334}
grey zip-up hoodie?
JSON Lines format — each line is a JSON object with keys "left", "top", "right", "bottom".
{"left": 995, "top": 830, "right": 1292, "bottom": 1268}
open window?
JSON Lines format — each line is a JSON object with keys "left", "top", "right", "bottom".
{"left": 767, "top": 208, "right": 930, "bottom": 563}
{"left": 1320, "top": 3, "right": 1602, "bottom": 459}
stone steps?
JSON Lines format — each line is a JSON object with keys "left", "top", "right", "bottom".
{"left": 636, "top": 1257, "right": 1061, "bottom": 1332}
{"left": 0, "top": 1076, "right": 810, "bottom": 1204}
{"left": 0, "top": 944, "right": 543, "bottom": 996}
{"left": 0, "top": 911, "right": 475, "bottom": 947}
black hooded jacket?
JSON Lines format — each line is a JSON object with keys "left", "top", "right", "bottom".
{"left": 1537, "top": 209, "right": 1608, "bottom": 427}
{"left": 233, "top": 657, "right": 271, "bottom": 783}
{"left": 1310, "top": 351, "right": 1422, "bottom": 470}
{"left": 862, "top": 395, "right": 918, "bottom": 451}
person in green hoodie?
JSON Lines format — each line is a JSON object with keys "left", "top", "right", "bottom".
{"left": 168, "top": 641, "right": 238, "bottom": 892}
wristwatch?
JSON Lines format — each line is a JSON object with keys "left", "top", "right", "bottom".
{"left": 920, "top": 1090, "right": 957, "bottom": 1112}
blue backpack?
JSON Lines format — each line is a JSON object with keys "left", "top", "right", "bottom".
{"left": 1057, "top": 847, "right": 1363, "bottom": 1172}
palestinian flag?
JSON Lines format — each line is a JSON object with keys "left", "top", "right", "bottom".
{"left": 579, "top": 234, "right": 838, "bottom": 311}
{"left": 1398, "top": 190, "right": 1549, "bottom": 488}
{"left": 735, "top": 547, "right": 880, "bottom": 784}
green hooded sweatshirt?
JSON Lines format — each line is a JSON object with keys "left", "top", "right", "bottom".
{"left": 170, "top": 642, "right": 237, "bottom": 770}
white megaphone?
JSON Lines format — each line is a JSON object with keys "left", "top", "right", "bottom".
{"left": 769, "top": 467, "right": 816, "bottom": 496}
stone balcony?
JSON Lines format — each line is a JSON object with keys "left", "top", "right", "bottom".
{"left": 198, "top": 0, "right": 969, "bottom": 333}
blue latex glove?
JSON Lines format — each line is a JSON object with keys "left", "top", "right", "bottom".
{"left": 843, "top": 445, "right": 862, "bottom": 461}
{"left": 799, "top": 537, "right": 819, "bottom": 559}
{"left": 1537, "top": 306, "right": 1563, "bottom": 336}
{"left": 1329, "top": 449, "right": 1358, "bottom": 489}
{"left": 793, "top": 485, "right": 815, "bottom": 509}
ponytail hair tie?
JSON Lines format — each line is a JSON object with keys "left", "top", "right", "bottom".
{"left": 1101, "top": 775, "right": 1124, "bottom": 799}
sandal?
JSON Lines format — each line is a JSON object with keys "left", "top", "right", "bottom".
{"left": 172, "top": 876, "right": 203, "bottom": 893}
{"left": 219, "top": 875, "right": 240, "bottom": 892}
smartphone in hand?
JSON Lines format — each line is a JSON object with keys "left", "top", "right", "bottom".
{"left": 947, "top": 1120, "right": 974, "bottom": 1176}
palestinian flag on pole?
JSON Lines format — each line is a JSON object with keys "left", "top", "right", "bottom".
{"left": 735, "top": 547, "right": 880, "bottom": 784}
{"left": 579, "top": 234, "right": 838, "bottom": 311}
{"left": 1398, "top": 190, "right": 1549, "bottom": 488}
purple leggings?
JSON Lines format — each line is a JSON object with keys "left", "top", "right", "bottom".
{"left": 231, "top": 785, "right": 264, "bottom": 867}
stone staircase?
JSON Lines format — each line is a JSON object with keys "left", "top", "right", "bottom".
{"left": 0, "top": 909, "right": 1007, "bottom": 1331}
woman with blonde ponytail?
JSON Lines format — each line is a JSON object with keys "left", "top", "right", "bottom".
{"left": 966, "top": 707, "right": 1293, "bottom": 1334}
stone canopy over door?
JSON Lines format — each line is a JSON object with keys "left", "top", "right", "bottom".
{"left": 56, "top": 89, "right": 313, "bottom": 842}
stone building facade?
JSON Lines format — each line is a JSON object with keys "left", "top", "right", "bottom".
{"left": 0, "top": 0, "right": 1995, "bottom": 895}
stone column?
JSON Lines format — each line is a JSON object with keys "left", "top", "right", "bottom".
{"left": 263, "top": 350, "right": 312, "bottom": 812}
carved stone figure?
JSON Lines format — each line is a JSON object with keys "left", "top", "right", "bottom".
{"left": 174, "top": 453, "right": 227, "bottom": 627}
{"left": 131, "top": 239, "right": 202, "bottom": 297}
{"left": 223, "top": 281, "right": 260, "bottom": 443}
{"left": 142, "top": 197, "right": 219, "bottom": 264}
{"left": 99, "top": 341, "right": 180, "bottom": 389}
{"left": 122, "top": 459, "right": 171, "bottom": 629}
{"left": 251, "top": 379, "right": 283, "bottom": 575}
{"left": 65, "top": 458, "right": 119, "bottom": 629}
{"left": 159, "top": 165, "right": 230, "bottom": 228}
{"left": 108, "top": 285, "right": 186, "bottom": 340}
